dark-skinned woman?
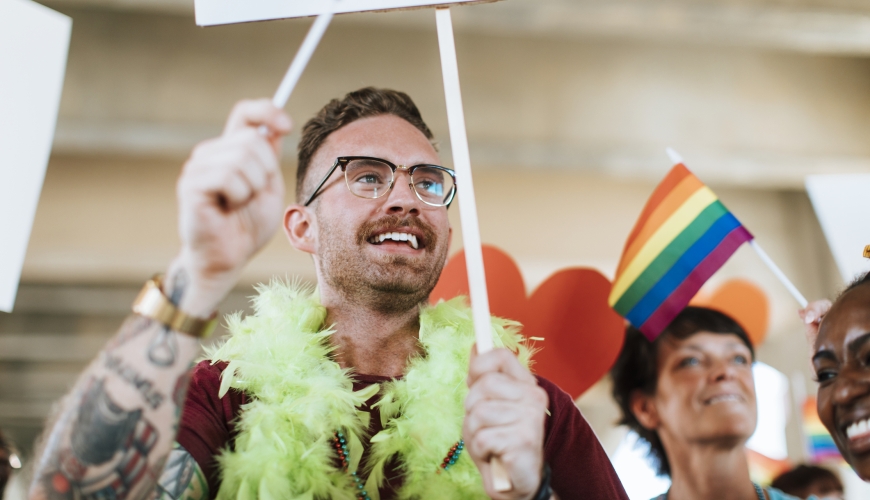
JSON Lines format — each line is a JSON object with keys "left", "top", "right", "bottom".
{"left": 804, "top": 272, "right": 870, "bottom": 482}
{"left": 611, "top": 306, "right": 805, "bottom": 500}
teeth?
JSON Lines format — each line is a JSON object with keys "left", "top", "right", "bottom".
{"left": 708, "top": 394, "right": 740, "bottom": 404}
{"left": 370, "top": 231, "right": 420, "bottom": 249}
{"left": 846, "top": 419, "right": 870, "bottom": 439}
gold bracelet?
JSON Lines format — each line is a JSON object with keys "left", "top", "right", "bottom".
{"left": 132, "top": 274, "right": 217, "bottom": 338}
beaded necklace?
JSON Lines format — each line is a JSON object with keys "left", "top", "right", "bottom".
{"left": 331, "top": 430, "right": 465, "bottom": 500}
{"left": 663, "top": 482, "right": 765, "bottom": 500}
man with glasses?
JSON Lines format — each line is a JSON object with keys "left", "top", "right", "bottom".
{"left": 30, "top": 88, "right": 627, "bottom": 500}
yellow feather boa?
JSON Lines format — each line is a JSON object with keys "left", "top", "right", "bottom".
{"left": 205, "top": 280, "right": 531, "bottom": 500}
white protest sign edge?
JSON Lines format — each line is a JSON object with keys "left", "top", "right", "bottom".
{"left": 195, "top": 0, "right": 495, "bottom": 27}
{"left": 0, "top": 0, "right": 72, "bottom": 312}
{"left": 806, "top": 174, "right": 870, "bottom": 284}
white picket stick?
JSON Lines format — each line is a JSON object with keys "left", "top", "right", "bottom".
{"left": 272, "top": 8, "right": 335, "bottom": 109}
{"left": 259, "top": 5, "right": 334, "bottom": 136}
{"left": 435, "top": 8, "right": 493, "bottom": 354}
{"left": 436, "top": 7, "right": 511, "bottom": 493}
{"left": 750, "top": 240, "right": 809, "bottom": 308}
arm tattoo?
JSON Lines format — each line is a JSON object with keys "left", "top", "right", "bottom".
{"left": 107, "top": 316, "right": 156, "bottom": 351}
{"left": 148, "top": 270, "right": 188, "bottom": 367}
{"left": 154, "top": 444, "right": 208, "bottom": 500}
{"left": 41, "top": 378, "right": 160, "bottom": 499}
{"left": 33, "top": 268, "right": 202, "bottom": 500}
{"left": 104, "top": 354, "right": 167, "bottom": 410}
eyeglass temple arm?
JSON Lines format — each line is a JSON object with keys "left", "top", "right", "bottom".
{"left": 303, "top": 160, "right": 341, "bottom": 206}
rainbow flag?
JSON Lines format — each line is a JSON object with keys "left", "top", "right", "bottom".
{"left": 802, "top": 397, "right": 844, "bottom": 463}
{"left": 746, "top": 449, "right": 791, "bottom": 487}
{"left": 609, "top": 162, "right": 753, "bottom": 340}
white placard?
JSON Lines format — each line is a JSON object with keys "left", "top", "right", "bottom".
{"left": 195, "top": 0, "right": 493, "bottom": 26}
{"left": 806, "top": 174, "right": 870, "bottom": 284}
{"left": 0, "top": 0, "right": 71, "bottom": 312}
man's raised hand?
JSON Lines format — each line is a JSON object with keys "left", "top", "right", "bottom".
{"left": 464, "top": 347, "right": 549, "bottom": 500}
{"left": 171, "top": 99, "right": 291, "bottom": 316}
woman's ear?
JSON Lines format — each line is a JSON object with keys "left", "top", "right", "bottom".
{"left": 630, "top": 390, "right": 661, "bottom": 431}
{"left": 284, "top": 204, "right": 315, "bottom": 254}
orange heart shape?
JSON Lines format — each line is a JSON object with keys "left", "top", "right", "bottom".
{"left": 691, "top": 279, "right": 770, "bottom": 347}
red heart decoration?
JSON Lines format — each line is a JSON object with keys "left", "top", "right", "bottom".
{"left": 525, "top": 268, "right": 625, "bottom": 398}
{"left": 431, "top": 246, "right": 625, "bottom": 399}
{"left": 430, "top": 246, "right": 529, "bottom": 326}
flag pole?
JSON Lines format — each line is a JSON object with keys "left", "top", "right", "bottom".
{"left": 750, "top": 240, "right": 808, "bottom": 308}
{"left": 666, "top": 147, "right": 684, "bottom": 165}
{"left": 436, "top": 7, "right": 511, "bottom": 493}
{"left": 665, "top": 148, "right": 809, "bottom": 308}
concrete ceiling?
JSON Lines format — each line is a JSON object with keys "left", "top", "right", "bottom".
{"left": 38, "top": 0, "right": 870, "bottom": 189}
{"left": 40, "top": 0, "right": 870, "bottom": 55}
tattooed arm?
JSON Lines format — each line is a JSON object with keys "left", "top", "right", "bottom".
{"left": 154, "top": 444, "right": 208, "bottom": 500}
{"left": 29, "top": 100, "right": 292, "bottom": 500}
{"left": 30, "top": 269, "right": 202, "bottom": 500}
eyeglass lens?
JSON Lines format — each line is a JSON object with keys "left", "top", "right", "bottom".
{"left": 344, "top": 158, "right": 455, "bottom": 206}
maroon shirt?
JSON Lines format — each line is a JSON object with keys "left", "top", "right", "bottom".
{"left": 178, "top": 360, "right": 627, "bottom": 500}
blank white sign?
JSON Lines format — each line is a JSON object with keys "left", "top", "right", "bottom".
{"left": 806, "top": 174, "right": 870, "bottom": 284}
{"left": 195, "top": 0, "right": 493, "bottom": 26}
{"left": 0, "top": 0, "right": 71, "bottom": 312}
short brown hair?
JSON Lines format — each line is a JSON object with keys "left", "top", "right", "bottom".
{"left": 296, "top": 87, "right": 434, "bottom": 201}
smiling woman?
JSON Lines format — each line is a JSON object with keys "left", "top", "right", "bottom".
{"left": 610, "top": 307, "right": 804, "bottom": 500}
{"left": 812, "top": 272, "right": 870, "bottom": 481}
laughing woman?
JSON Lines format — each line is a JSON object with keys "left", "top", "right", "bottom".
{"left": 808, "top": 272, "right": 870, "bottom": 481}
{"left": 611, "top": 307, "right": 803, "bottom": 500}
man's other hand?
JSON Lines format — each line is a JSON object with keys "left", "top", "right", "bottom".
{"left": 464, "top": 347, "right": 548, "bottom": 500}
{"left": 172, "top": 99, "right": 292, "bottom": 316}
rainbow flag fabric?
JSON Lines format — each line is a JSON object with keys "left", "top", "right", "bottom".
{"left": 802, "top": 397, "right": 844, "bottom": 463}
{"left": 609, "top": 163, "right": 753, "bottom": 340}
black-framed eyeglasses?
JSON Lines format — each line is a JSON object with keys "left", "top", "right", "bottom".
{"left": 303, "top": 156, "right": 457, "bottom": 208}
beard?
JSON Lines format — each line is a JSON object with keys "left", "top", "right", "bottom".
{"left": 316, "top": 212, "right": 449, "bottom": 314}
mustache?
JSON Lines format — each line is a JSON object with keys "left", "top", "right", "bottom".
{"left": 356, "top": 215, "right": 438, "bottom": 248}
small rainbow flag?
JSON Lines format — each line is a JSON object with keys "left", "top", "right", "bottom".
{"left": 746, "top": 449, "right": 791, "bottom": 487}
{"left": 609, "top": 162, "right": 753, "bottom": 340}
{"left": 802, "top": 397, "right": 844, "bottom": 463}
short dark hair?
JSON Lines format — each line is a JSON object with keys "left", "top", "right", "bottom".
{"left": 610, "top": 306, "right": 755, "bottom": 477}
{"left": 295, "top": 87, "right": 434, "bottom": 201}
{"left": 841, "top": 271, "right": 870, "bottom": 298}
{"left": 771, "top": 464, "right": 843, "bottom": 497}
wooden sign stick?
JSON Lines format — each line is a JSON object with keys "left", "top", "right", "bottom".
{"left": 435, "top": 7, "right": 511, "bottom": 492}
